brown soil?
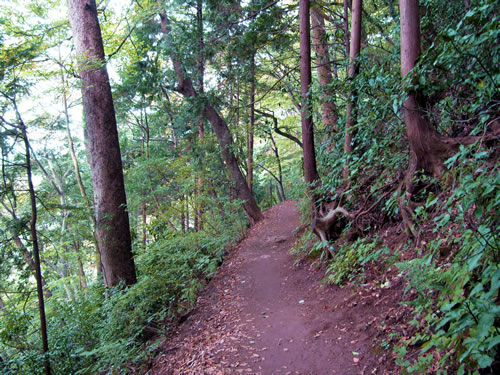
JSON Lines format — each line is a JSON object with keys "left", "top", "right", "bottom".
{"left": 146, "top": 200, "right": 406, "bottom": 375}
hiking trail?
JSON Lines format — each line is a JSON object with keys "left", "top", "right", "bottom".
{"left": 148, "top": 200, "right": 400, "bottom": 374}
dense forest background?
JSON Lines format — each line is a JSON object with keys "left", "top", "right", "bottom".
{"left": 0, "top": 0, "right": 498, "bottom": 374}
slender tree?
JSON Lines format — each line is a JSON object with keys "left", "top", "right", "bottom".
{"left": 311, "top": 6, "right": 338, "bottom": 133}
{"left": 343, "top": 0, "right": 362, "bottom": 180}
{"left": 299, "top": 0, "right": 321, "bottom": 195}
{"left": 399, "top": 0, "right": 450, "bottom": 178}
{"left": 0, "top": 217, "right": 53, "bottom": 298}
{"left": 159, "top": 11, "right": 263, "bottom": 225}
{"left": 344, "top": 0, "right": 351, "bottom": 60}
{"left": 67, "top": 0, "right": 136, "bottom": 287}
{"left": 19, "top": 115, "right": 51, "bottom": 375}
{"left": 195, "top": 0, "right": 205, "bottom": 231}
{"left": 59, "top": 57, "right": 102, "bottom": 278}
{"left": 268, "top": 130, "right": 286, "bottom": 202}
{"left": 247, "top": 53, "right": 256, "bottom": 192}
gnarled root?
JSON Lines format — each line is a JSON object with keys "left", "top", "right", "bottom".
{"left": 312, "top": 207, "right": 351, "bottom": 257}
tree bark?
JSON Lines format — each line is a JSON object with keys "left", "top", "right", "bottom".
{"left": 256, "top": 109, "right": 303, "bottom": 149}
{"left": 311, "top": 6, "right": 338, "bottom": 133}
{"left": 343, "top": 0, "right": 362, "bottom": 180}
{"left": 67, "top": 0, "right": 136, "bottom": 287}
{"left": 20, "top": 119, "right": 51, "bottom": 375}
{"left": 203, "top": 104, "right": 263, "bottom": 224}
{"left": 141, "top": 107, "right": 150, "bottom": 244}
{"left": 299, "top": 0, "right": 321, "bottom": 193}
{"left": 399, "top": 0, "right": 450, "bottom": 177}
{"left": 344, "top": 0, "right": 351, "bottom": 60}
{"left": 260, "top": 130, "right": 287, "bottom": 202}
{"left": 269, "top": 131, "right": 286, "bottom": 202}
{"left": 159, "top": 12, "right": 263, "bottom": 225}
{"left": 195, "top": 0, "right": 204, "bottom": 231}
{"left": 247, "top": 53, "right": 256, "bottom": 192}
{"left": 197, "top": 0, "right": 205, "bottom": 139}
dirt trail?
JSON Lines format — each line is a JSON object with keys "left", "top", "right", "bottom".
{"left": 148, "top": 201, "right": 397, "bottom": 374}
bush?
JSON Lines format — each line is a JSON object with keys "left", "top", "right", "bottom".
{"left": 0, "top": 215, "right": 245, "bottom": 374}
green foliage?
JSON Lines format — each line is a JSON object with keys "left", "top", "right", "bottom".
{"left": 414, "top": 0, "right": 499, "bottom": 136}
{"left": 0, "top": 218, "right": 243, "bottom": 374}
{"left": 291, "top": 230, "right": 319, "bottom": 260}
{"left": 325, "top": 236, "right": 389, "bottom": 286}
{"left": 1, "top": 0, "right": 498, "bottom": 373}
{"left": 395, "top": 144, "right": 499, "bottom": 373}
{"left": 80, "top": 234, "right": 220, "bottom": 373}
{"left": 313, "top": 1, "right": 499, "bottom": 372}
{"left": 386, "top": 2, "right": 500, "bottom": 369}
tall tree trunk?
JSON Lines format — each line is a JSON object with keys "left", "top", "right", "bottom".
{"left": 141, "top": 107, "right": 150, "bottom": 244}
{"left": 343, "top": 0, "right": 362, "bottom": 180}
{"left": 67, "top": 0, "right": 136, "bottom": 287}
{"left": 195, "top": 0, "right": 204, "bottom": 231}
{"left": 159, "top": 12, "right": 263, "bottom": 225}
{"left": 247, "top": 53, "right": 256, "bottom": 192}
{"left": 344, "top": 0, "right": 351, "bottom": 60}
{"left": 311, "top": 6, "right": 338, "bottom": 133}
{"left": 20, "top": 119, "right": 51, "bottom": 375}
{"left": 197, "top": 0, "right": 205, "bottom": 140}
{"left": 59, "top": 53, "right": 102, "bottom": 277}
{"left": 299, "top": 0, "right": 321, "bottom": 197}
{"left": 399, "top": 0, "right": 449, "bottom": 178}
{"left": 181, "top": 196, "right": 186, "bottom": 233}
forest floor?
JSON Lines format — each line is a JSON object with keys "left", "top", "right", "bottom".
{"left": 146, "top": 200, "right": 409, "bottom": 374}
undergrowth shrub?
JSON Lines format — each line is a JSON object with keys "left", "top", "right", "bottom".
{"left": 310, "top": 1, "right": 498, "bottom": 373}
{"left": 325, "top": 236, "right": 389, "bottom": 286}
{"left": 78, "top": 223, "right": 243, "bottom": 374}
{"left": 395, "top": 144, "right": 499, "bottom": 374}
{"left": 0, "top": 209, "right": 246, "bottom": 375}
{"left": 390, "top": 1, "right": 500, "bottom": 370}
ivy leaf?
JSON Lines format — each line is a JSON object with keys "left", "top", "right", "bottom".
{"left": 392, "top": 99, "right": 399, "bottom": 114}
{"left": 476, "top": 354, "right": 493, "bottom": 368}
{"left": 477, "top": 312, "right": 494, "bottom": 339}
{"left": 487, "top": 335, "right": 500, "bottom": 351}
{"left": 469, "top": 282, "right": 483, "bottom": 297}
{"left": 467, "top": 251, "right": 482, "bottom": 271}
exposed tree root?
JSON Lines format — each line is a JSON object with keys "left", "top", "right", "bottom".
{"left": 311, "top": 180, "right": 397, "bottom": 256}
